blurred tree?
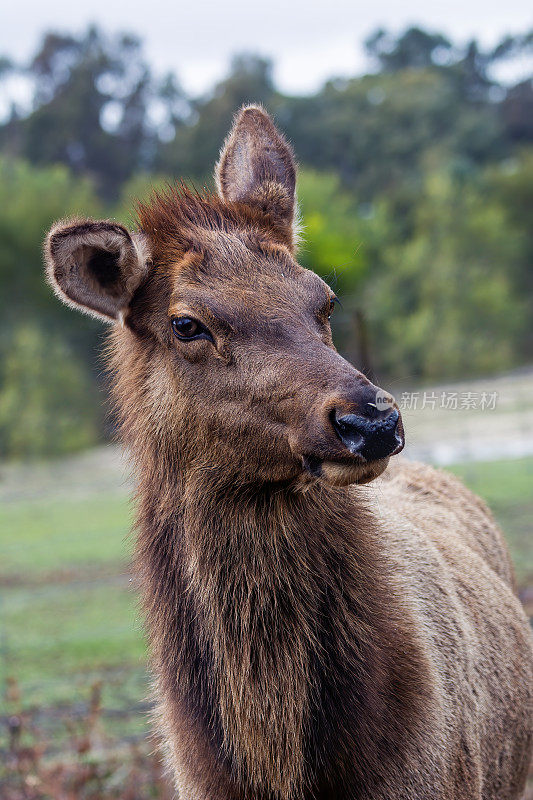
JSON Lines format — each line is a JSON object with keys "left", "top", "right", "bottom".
{"left": 0, "top": 157, "right": 101, "bottom": 327}
{"left": 282, "top": 66, "right": 502, "bottom": 201}
{"left": 490, "top": 30, "right": 533, "bottom": 64}
{"left": 0, "top": 157, "right": 105, "bottom": 454}
{"left": 0, "top": 325, "right": 99, "bottom": 458}
{"left": 366, "top": 170, "right": 527, "bottom": 379}
{"left": 296, "top": 169, "right": 390, "bottom": 375}
{"left": 11, "top": 27, "right": 189, "bottom": 198}
{"left": 364, "top": 27, "right": 453, "bottom": 71}
{"left": 113, "top": 171, "right": 175, "bottom": 226}
{"left": 501, "top": 80, "right": 533, "bottom": 143}
{"left": 0, "top": 54, "right": 13, "bottom": 77}
{"left": 483, "top": 149, "right": 533, "bottom": 356}
{"left": 297, "top": 169, "right": 369, "bottom": 288}
{"left": 157, "top": 54, "right": 276, "bottom": 181}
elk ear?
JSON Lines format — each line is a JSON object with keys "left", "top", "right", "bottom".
{"left": 44, "top": 219, "right": 151, "bottom": 323}
{"left": 216, "top": 105, "right": 297, "bottom": 245}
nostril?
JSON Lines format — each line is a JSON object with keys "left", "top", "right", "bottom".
{"left": 334, "top": 413, "right": 364, "bottom": 433}
{"left": 333, "top": 408, "right": 398, "bottom": 434}
{"left": 331, "top": 411, "right": 367, "bottom": 456}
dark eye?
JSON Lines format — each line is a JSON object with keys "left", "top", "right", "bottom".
{"left": 171, "top": 316, "right": 212, "bottom": 342}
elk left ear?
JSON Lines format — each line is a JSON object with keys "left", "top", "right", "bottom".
{"left": 216, "top": 105, "right": 297, "bottom": 247}
{"left": 44, "top": 218, "right": 151, "bottom": 323}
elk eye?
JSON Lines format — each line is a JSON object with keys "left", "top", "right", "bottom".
{"left": 171, "top": 316, "right": 212, "bottom": 342}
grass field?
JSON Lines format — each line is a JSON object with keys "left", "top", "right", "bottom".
{"left": 1, "top": 452, "right": 532, "bottom": 713}
{"left": 451, "top": 457, "right": 533, "bottom": 587}
{"left": 1, "top": 449, "right": 532, "bottom": 796}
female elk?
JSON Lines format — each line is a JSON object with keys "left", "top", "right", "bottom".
{"left": 45, "top": 106, "right": 533, "bottom": 799}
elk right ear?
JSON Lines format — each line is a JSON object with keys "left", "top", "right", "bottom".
{"left": 215, "top": 105, "right": 297, "bottom": 247}
{"left": 45, "top": 219, "right": 151, "bottom": 323}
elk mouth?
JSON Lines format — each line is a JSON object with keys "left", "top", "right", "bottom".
{"left": 299, "top": 406, "right": 404, "bottom": 486}
{"left": 300, "top": 452, "right": 392, "bottom": 486}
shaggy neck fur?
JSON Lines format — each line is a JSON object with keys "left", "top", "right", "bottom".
{"left": 135, "top": 463, "right": 431, "bottom": 798}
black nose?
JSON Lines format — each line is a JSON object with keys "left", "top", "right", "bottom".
{"left": 332, "top": 406, "right": 404, "bottom": 461}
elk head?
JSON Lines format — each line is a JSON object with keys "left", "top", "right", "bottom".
{"left": 45, "top": 105, "right": 404, "bottom": 487}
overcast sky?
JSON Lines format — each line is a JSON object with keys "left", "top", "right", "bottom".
{"left": 2, "top": 0, "right": 532, "bottom": 96}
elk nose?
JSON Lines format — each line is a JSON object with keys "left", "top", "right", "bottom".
{"left": 332, "top": 405, "right": 404, "bottom": 461}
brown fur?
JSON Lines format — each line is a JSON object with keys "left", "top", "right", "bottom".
{"left": 44, "top": 105, "right": 533, "bottom": 799}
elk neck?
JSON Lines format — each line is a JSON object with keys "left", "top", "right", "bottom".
{"left": 133, "top": 449, "right": 433, "bottom": 799}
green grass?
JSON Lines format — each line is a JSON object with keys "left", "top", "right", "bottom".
{"left": 0, "top": 481, "right": 146, "bottom": 740}
{"left": 2, "top": 581, "right": 145, "bottom": 686}
{"left": 0, "top": 490, "right": 132, "bottom": 578}
{"left": 448, "top": 456, "right": 533, "bottom": 584}
{"left": 0, "top": 452, "right": 531, "bottom": 741}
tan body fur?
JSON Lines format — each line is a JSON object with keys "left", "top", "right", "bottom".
{"left": 372, "top": 460, "right": 532, "bottom": 799}
{"left": 44, "top": 105, "right": 533, "bottom": 799}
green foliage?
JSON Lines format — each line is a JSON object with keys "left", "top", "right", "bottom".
{"left": 281, "top": 67, "right": 503, "bottom": 203}
{"left": 113, "top": 172, "right": 177, "bottom": 227}
{"left": 367, "top": 170, "right": 527, "bottom": 379}
{"left": 0, "top": 158, "right": 105, "bottom": 458}
{"left": 365, "top": 27, "right": 453, "bottom": 72}
{"left": 0, "top": 157, "right": 101, "bottom": 316}
{"left": 0, "top": 325, "right": 100, "bottom": 458}
{"left": 296, "top": 170, "right": 370, "bottom": 290}
{"left": 484, "top": 150, "right": 533, "bottom": 313}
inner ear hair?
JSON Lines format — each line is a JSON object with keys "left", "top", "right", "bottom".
{"left": 85, "top": 246, "right": 122, "bottom": 288}
{"left": 45, "top": 218, "right": 150, "bottom": 323}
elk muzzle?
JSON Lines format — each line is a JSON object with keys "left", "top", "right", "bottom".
{"left": 292, "top": 376, "right": 405, "bottom": 487}
{"left": 332, "top": 406, "right": 403, "bottom": 462}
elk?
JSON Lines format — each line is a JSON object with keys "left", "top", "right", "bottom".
{"left": 45, "top": 106, "right": 533, "bottom": 800}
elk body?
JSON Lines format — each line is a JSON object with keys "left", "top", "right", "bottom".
{"left": 45, "top": 106, "right": 533, "bottom": 800}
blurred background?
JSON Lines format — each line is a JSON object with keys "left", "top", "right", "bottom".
{"left": 1, "top": 1, "right": 532, "bottom": 797}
